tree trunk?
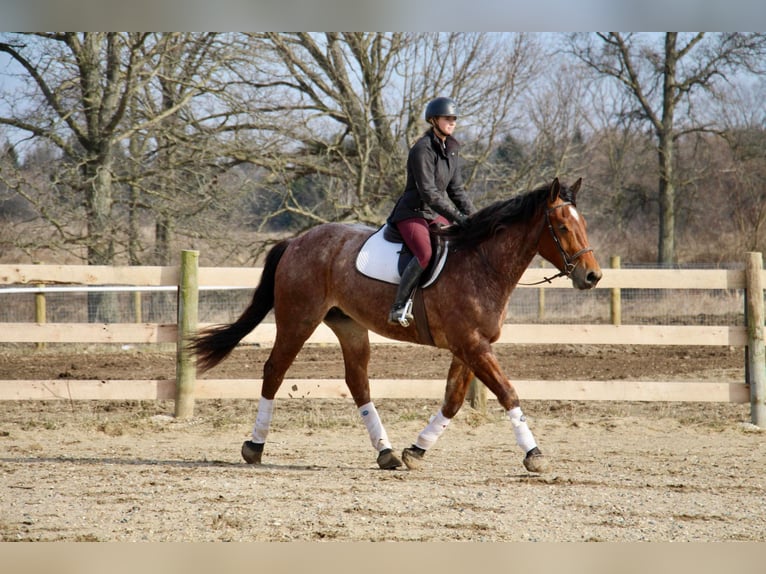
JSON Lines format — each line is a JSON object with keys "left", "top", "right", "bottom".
{"left": 657, "top": 134, "right": 675, "bottom": 265}
{"left": 154, "top": 217, "right": 173, "bottom": 266}
{"left": 85, "top": 156, "right": 119, "bottom": 322}
{"left": 657, "top": 33, "right": 678, "bottom": 266}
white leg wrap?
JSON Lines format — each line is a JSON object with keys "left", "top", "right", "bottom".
{"left": 358, "top": 402, "right": 392, "bottom": 452}
{"left": 508, "top": 406, "right": 537, "bottom": 452}
{"left": 251, "top": 397, "right": 274, "bottom": 443}
{"left": 414, "top": 410, "right": 451, "bottom": 451}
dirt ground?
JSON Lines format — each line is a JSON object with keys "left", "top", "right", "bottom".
{"left": 1, "top": 344, "right": 764, "bottom": 542}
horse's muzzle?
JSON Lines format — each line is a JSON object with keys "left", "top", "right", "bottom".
{"left": 572, "top": 266, "right": 602, "bottom": 290}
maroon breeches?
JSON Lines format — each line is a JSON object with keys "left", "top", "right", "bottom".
{"left": 395, "top": 215, "right": 449, "bottom": 268}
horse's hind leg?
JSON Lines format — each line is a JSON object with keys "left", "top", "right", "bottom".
{"left": 242, "top": 319, "right": 323, "bottom": 465}
{"left": 325, "top": 310, "right": 402, "bottom": 470}
{"left": 402, "top": 356, "right": 473, "bottom": 470}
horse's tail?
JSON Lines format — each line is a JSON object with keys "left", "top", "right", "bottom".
{"left": 188, "top": 240, "right": 290, "bottom": 372}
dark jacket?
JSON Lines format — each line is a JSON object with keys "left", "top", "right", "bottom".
{"left": 387, "top": 129, "right": 475, "bottom": 225}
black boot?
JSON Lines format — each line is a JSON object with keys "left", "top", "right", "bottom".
{"left": 388, "top": 258, "right": 425, "bottom": 326}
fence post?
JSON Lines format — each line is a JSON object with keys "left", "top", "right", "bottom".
{"left": 34, "top": 261, "right": 46, "bottom": 350}
{"left": 467, "top": 378, "right": 487, "bottom": 414}
{"left": 175, "top": 250, "right": 199, "bottom": 419}
{"left": 610, "top": 255, "right": 621, "bottom": 326}
{"left": 745, "top": 252, "right": 766, "bottom": 427}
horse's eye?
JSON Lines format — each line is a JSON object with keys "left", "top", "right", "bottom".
{"left": 558, "top": 225, "right": 569, "bottom": 233}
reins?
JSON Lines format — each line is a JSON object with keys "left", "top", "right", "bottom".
{"left": 518, "top": 202, "right": 593, "bottom": 286}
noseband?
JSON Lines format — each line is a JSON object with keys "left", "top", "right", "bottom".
{"left": 520, "top": 202, "right": 593, "bottom": 286}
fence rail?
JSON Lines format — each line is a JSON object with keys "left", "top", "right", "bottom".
{"left": 0, "top": 251, "right": 764, "bottom": 425}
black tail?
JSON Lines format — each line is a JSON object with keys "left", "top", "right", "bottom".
{"left": 188, "top": 240, "right": 290, "bottom": 372}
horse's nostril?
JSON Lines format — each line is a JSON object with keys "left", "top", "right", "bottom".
{"left": 587, "top": 270, "right": 602, "bottom": 285}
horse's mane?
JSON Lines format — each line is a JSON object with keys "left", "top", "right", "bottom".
{"left": 438, "top": 183, "right": 576, "bottom": 250}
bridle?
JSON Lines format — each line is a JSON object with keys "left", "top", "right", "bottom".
{"left": 519, "top": 202, "right": 594, "bottom": 286}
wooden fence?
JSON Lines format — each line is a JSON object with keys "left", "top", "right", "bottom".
{"left": 0, "top": 250, "right": 764, "bottom": 426}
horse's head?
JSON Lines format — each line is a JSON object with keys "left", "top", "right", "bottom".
{"left": 537, "top": 178, "right": 602, "bottom": 290}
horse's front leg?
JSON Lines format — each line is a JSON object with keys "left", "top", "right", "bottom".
{"left": 402, "top": 356, "right": 473, "bottom": 470}
{"left": 461, "top": 345, "right": 549, "bottom": 474}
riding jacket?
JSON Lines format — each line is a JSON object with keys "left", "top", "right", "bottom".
{"left": 387, "top": 129, "right": 475, "bottom": 226}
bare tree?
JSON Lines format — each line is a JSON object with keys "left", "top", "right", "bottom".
{"left": 0, "top": 33, "right": 249, "bottom": 261}
{"left": 1, "top": 33, "right": 148, "bottom": 319}
{"left": 126, "top": 33, "right": 241, "bottom": 265}
{"left": 568, "top": 32, "right": 766, "bottom": 264}
{"left": 235, "top": 32, "right": 541, "bottom": 226}
{"left": 0, "top": 33, "right": 243, "bottom": 318}
{"left": 2, "top": 34, "right": 143, "bottom": 267}
{"left": 517, "top": 60, "right": 591, "bottom": 186}
{"left": 229, "top": 32, "right": 407, "bottom": 223}
{"left": 1, "top": 32, "right": 545, "bottom": 271}
{"left": 715, "top": 80, "right": 766, "bottom": 257}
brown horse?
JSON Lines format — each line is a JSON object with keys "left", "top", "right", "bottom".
{"left": 189, "top": 178, "right": 601, "bottom": 473}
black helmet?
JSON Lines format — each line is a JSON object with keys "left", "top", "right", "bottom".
{"left": 425, "top": 97, "right": 458, "bottom": 121}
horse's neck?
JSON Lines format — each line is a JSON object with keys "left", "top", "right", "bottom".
{"left": 480, "top": 213, "right": 544, "bottom": 295}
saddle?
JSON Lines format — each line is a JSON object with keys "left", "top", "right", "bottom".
{"left": 355, "top": 224, "right": 449, "bottom": 287}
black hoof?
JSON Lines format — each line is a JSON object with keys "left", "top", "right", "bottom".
{"left": 377, "top": 448, "right": 403, "bottom": 470}
{"left": 523, "top": 446, "right": 549, "bottom": 473}
{"left": 401, "top": 445, "right": 426, "bottom": 470}
{"left": 241, "top": 440, "right": 264, "bottom": 464}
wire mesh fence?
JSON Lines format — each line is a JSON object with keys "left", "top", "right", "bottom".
{"left": 0, "top": 284, "right": 745, "bottom": 328}
{"left": 507, "top": 287, "right": 744, "bottom": 326}
{"left": 0, "top": 287, "right": 256, "bottom": 325}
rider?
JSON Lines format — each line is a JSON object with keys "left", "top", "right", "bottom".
{"left": 386, "top": 96, "right": 476, "bottom": 326}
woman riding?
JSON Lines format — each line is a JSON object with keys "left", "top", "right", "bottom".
{"left": 386, "top": 96, "right": 476, "bottom": 326}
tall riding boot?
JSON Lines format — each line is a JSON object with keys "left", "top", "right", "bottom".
{"left": 388, "top": 258, "right": 425, "bottom": 326}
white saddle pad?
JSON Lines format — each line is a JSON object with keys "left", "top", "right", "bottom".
{"left": 355, "top": 226, "right": 447, "bottom": 288}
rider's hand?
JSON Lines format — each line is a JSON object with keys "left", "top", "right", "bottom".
{"left": 454, "top": 214, "right": 469, "bottom": 228}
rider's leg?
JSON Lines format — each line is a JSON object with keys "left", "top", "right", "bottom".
{"left": 388, "top": 218, "right": 431, "bottom": 326}
{"left": 387, "top": 257, "right": 426, "bottom": 325}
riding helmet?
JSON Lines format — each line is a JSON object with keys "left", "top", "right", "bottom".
{"left": 425, "top": 97, "right": 459, "bottom": 121}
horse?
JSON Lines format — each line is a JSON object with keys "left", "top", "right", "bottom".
{"left": 189, "top": 178, "right": 602, "bottom": 473}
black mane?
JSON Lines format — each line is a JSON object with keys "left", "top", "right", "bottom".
{"left": 437, "top": 182, "right": 576, "bottom": 250}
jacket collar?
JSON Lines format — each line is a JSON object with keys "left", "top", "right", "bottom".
{"left": 429, "top": 129, "right": 460, "bottom": 158}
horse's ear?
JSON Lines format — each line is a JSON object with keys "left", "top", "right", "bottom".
{"left": 549, "top": 178, "right": 561, "bottom": 203}
{"left": 571, "top": 178, "right": 582, "bottom": 201}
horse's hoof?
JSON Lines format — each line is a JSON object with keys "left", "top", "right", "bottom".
{"left": 523, "top": 447, "right": 549, "bottom": 473}
{"left": 241, "top": 440, "right": 264, "bottom": 464}
{"left": 402, "top": 445, "right": 426, "bottom": 470}
{"left": 377, "top": 448, "right": 403, "bottom": 470}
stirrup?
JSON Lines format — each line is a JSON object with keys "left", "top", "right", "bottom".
{"left": 389, "top": 299, "right": 414, "bottom": 327}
